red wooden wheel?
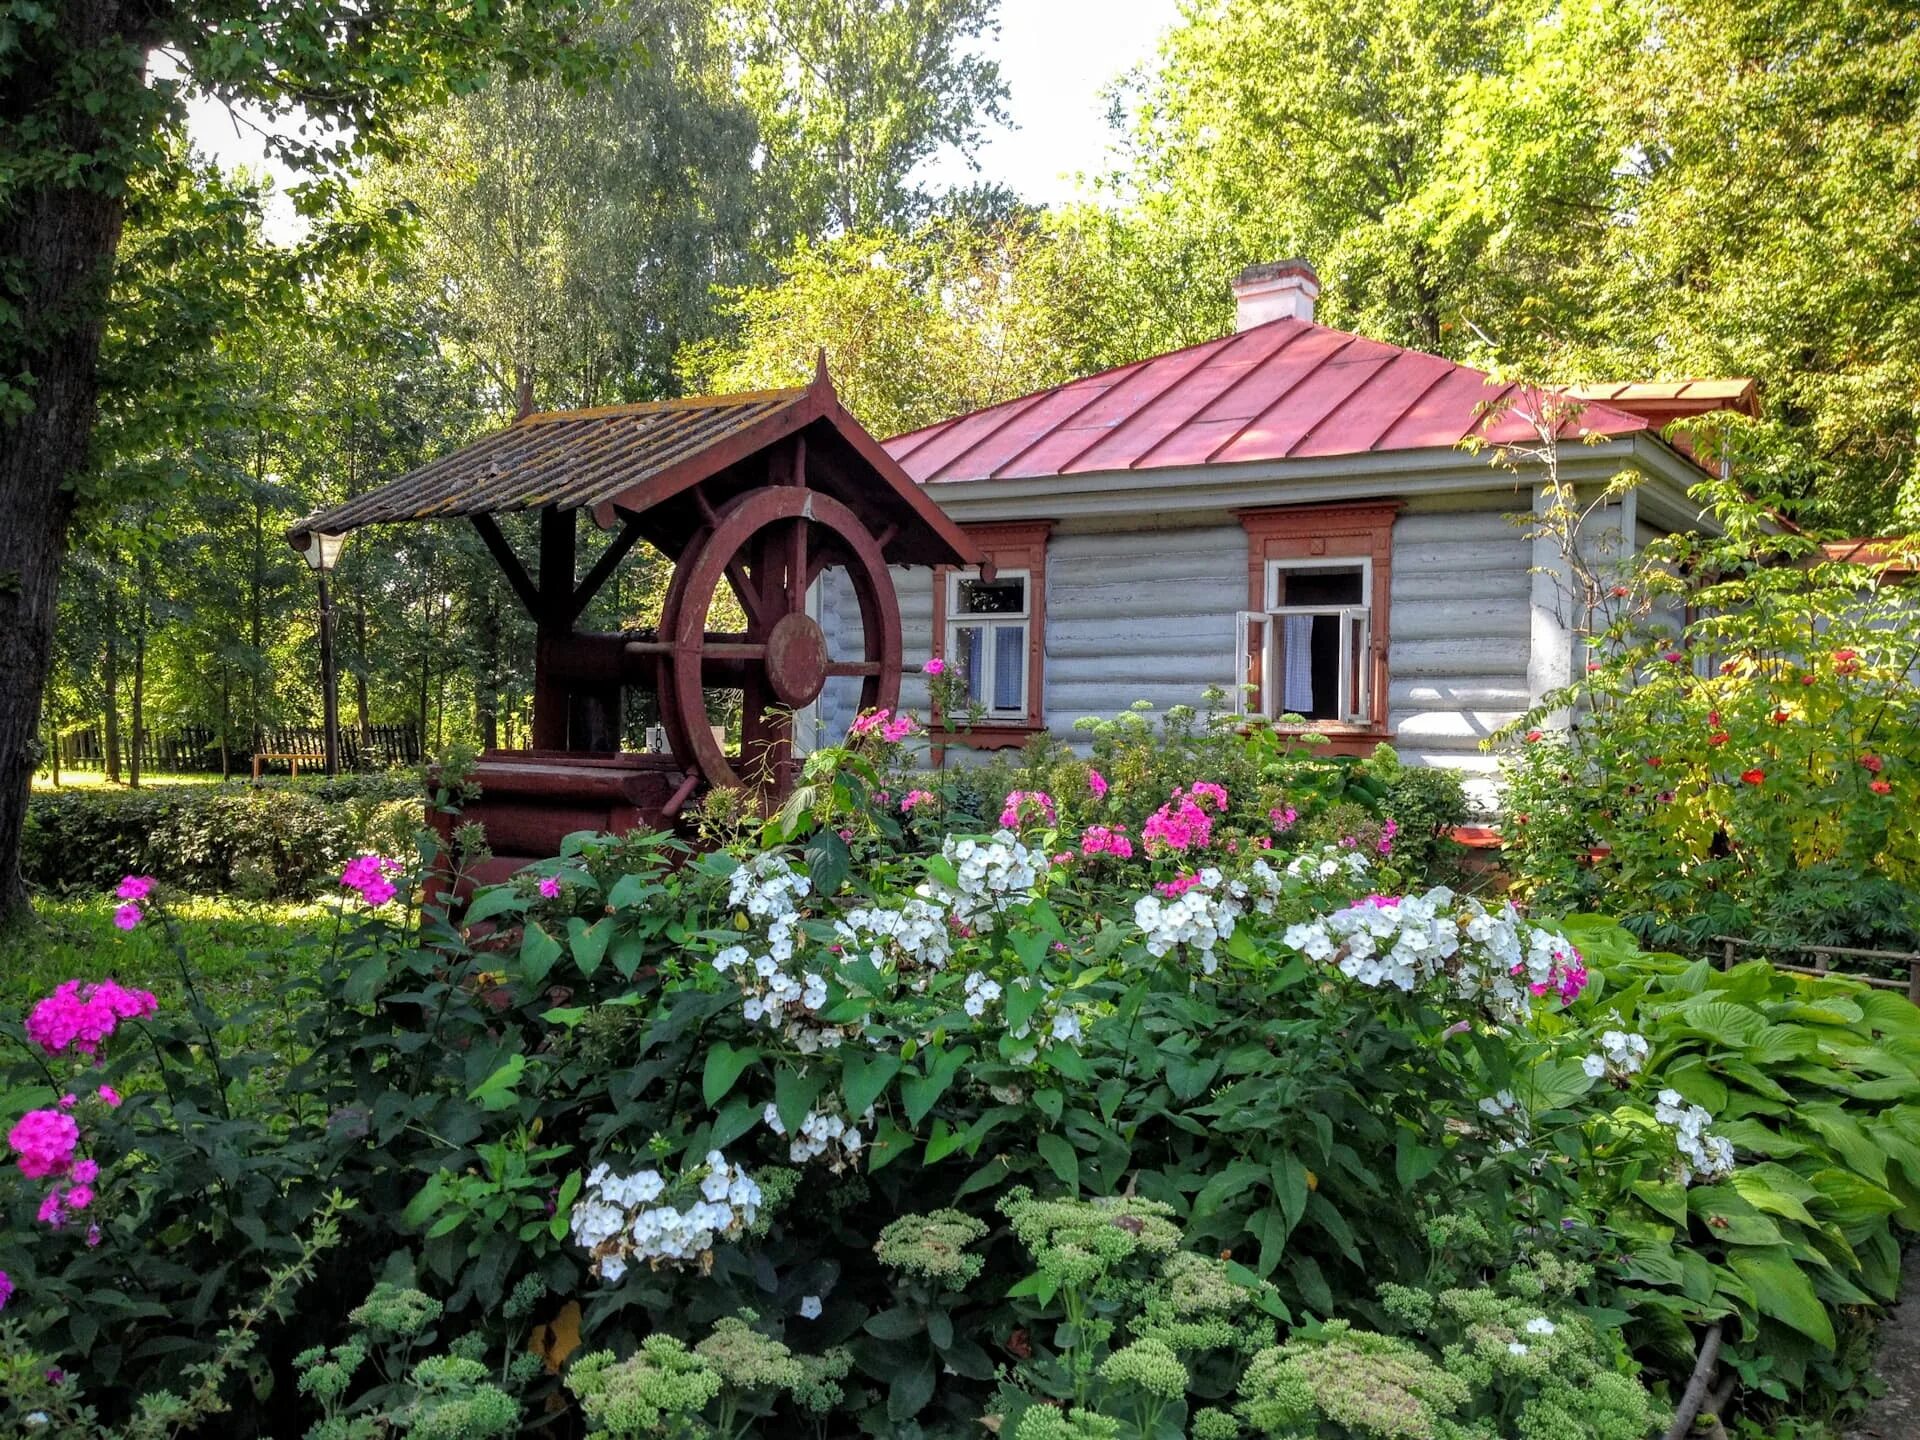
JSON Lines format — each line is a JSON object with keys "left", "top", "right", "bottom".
{"left": 655, "top": 487, "right": 902, "bottom": 794}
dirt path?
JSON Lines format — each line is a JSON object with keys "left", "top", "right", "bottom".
{"left": 1845, "top": 1251, "right": 1920, "bottom": 1439}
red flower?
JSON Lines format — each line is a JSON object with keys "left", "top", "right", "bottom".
{"left": 1525, "top": 729, "right": 1544, "bottom": 743}
{"left": 1708, "top": 731, "right": 1729, "bottom": 746}
{"left": 1663, "top": 650, "right": 1684, "bottom": 664}
{"left": 1861, "top": 753, "right": 1884, "bottom": 773}
{"left": 1708, "top": 711, "right": 1720, "bottom": 726}
{"left": 1610, "top": 585, "right": 1631, "bottom": 598}
{"left": 1800, "top": 674, "right": 1817, "bottom": 685}
{"left": 1741, "top": 769, "right": 1766, "bottom": 785}
{"left": 1872, "top": 780, "right": 1893, "bottom": 795}
{"left": 1587, "top": 661, "right": 1603, "bottom": 672}
{"left": 1772, "top": 710, "right": 1790, "bottom": 724}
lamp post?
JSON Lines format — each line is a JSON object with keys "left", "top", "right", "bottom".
{"left": 300, "top": 531, "right": 348, "bottom": 776}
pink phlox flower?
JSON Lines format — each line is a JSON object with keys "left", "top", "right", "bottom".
{"left": 999, "top": 790, "right": 1057, "bottom": 830}
{"left": 0, "top": 1272, "right": 12, "bottom": 1310}
{"left": 86, "top": 1225, "right": 102, "bottom": 1249}
{"left": 57, "top": 1094, "right": 76, "bottom": 1111}
{"left": 26, "top": 979, "right": 157, "bottom": 1057}
{"left": 9, "top": 1109, "right": 78, "bottom": 1179}
{"left": 62, "top": 1184, "right": 92, "bottom": 1212}
{"left": 1377, "top": 819, "right": 1399, "bottom": 856}
{"left": 341, "top": 854, "right": 404, "bottom": 907}
{"left": 881, "top": 712, "right": 918, "bottom": 744}
{"left": 115, "top": 875, "right": 155, "bottom": 901}
{"left": 71, "top": 1159, "right": 98, "bottom": 1185}
{"left": 1156, "top": 873, "right": 1203, "bottom": 899}
{"left": 1052, "top": 852, "right": 1073, "bottom": 866}
{"left": 1087, "top": 770, "right": 1109, "bottom": 799}
{"left": 1338, "top": 835, "right": 1357, "bottom": 849}
{"left": 901, "top": 789, "right": 936, "bottom": 812}
{"left": 113, "top": 903, "right": 142, "bottom": 931}
{"left": 537, "top": 876, "right": 562, "bottom": 899}
{"left": 1269, "top": 806, "right": 1298, "bottom": 832}
{"left": 1356, "top": 895, "right": 1402, "bottom": 910}
{"left": 1186, "top": 781, "right": 1229, "bottom": 812}
{"left": 1079, "top": 825, "right": 1133, "bottom": 860}
{"left": 98, "top": 1085, "right": 122, "bottom": 1109}
{"left": 922, "top": 657, "right": 946, "bottom": 676}
{"left": 849, "top": 708, "right": 889, "bottom": 737}
{"left": 37, "top": 1190, "right": 65, "bottom": 1226}
{"left": 1142, "top": 797, "right": 1212, "bottom": 854}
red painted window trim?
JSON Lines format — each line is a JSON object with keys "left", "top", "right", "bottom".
{"left": 1236, "top": 500, "right": 1399, "bottom": 738}
{"left": 931, "top": 520, "right": 1053, "bottom": 751}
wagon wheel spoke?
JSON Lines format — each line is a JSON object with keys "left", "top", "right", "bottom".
{"left": 786, "top": 518, "right": 807, "bottom": 612}
{"left": 824, "top": 660, "right": 883, "bottom": 677}
{"left": 725, "top": 559, "right": 769, "bottom": 631}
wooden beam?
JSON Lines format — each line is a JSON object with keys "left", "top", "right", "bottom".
{"left": 537, "top": 507, "right": 575, "bottom": 625}
{"left": 565, "top": 518, "right": 647, "bottom": 624}
{"left": 469, "top": 515, "right": 542, "bottom": 617}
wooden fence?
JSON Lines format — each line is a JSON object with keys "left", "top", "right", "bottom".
{"left": 51, "top": 722, "right": 424, "bottom": 775}
{"left": 1716, "top": 934, "right": 1920, "bottom": 1004}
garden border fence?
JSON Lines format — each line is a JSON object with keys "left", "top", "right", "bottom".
{"left": 1716, "top": 934, "right": 1920, "bottom": 1004}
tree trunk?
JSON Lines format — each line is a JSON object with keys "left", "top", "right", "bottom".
{"left": 219, "top": 665, "right": 232, "bottom": 779}
{"left": 0, "top": 5, "right": 172, "bottom": 917}
{"left": 102, "top": 585, "right": 121, "bottom": 785}
{"left": 353, "top": 598, "right": 372, "bottom": 747}
{"left": 129, "top": 598, "right": 146, "bottom": 789}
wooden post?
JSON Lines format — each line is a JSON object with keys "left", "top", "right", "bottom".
{"left": 1721, "top": 938, "right": 1736, "bottom": 971}
{"left": 1909, "top": 961, "right": 1920, "bottom": 1008}
{"left": 532, "top": 509, "right": 575, "bottom": 750}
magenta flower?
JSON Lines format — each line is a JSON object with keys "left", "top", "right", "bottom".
{"left": 1079, "top": 825, "right": 1133, "bottom": 860}
{"left": 8, "top": 1109, "right": 79, "bottom": 1179}
{"left": 881, "top": 712, "right": 917, "bottom": 744}
{"left": 63, "top": 1184, "right": 93, "bottom": 1212}
{"left": 0, "top": 1272, "right": 13, "bottom": 1310}
{"left": 999, "top": 790, "right": 1057, "bottom": 830}
{"left": 98, "top": 1086, "right": 122, "bottom": 1109}
{"left": 113, "top": 903, "right": 142, "bottom": 931}
{"left": 115, "top": 875, "right": 155, "bottom": 901}
{"left": 86, "top": 1225, "right": 102, "bottom": 1249}
{"left": 922, "top": 657, "right": 945, "bottom": 676}
{"left": 1142, "top": 795, "right": 1213, "bottom": 854}
{"left": 26, "top": 979, "right": 157, "bottom": 1057}
{"left": 37, "top": 1190, "right": 65, "bottom": 1226}
{"left": 57, "top": 1094, "right": 75, "bottom": 1111}
{"left": 1156, "top": 873, "right": 1203, "bottom": 899}
{"left": 340, "top": 854, "right": 403, "bottom": 907}
{"left": 1186, "top": 781, "right": 1229, "bottom": 812}
{"left": 1088, "top": 770, "right": 1109, "bottom": 799}
{"left": 1269, "top": 805, "right": 1299, "bottom": 832}
{"left": 900, "top": 789, "right": 936, "bottom": 812}
{"left": 538, "top": 876, "right": 562, "bottom": 899}
{"left": 71, "top": 1159, "right": 98, "bottom": 1185}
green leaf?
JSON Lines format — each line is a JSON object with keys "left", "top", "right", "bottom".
{"left": 841, "top": 1052, "right": 901, "bottom": 1118}
{"left": 519, "top": 922, "right": 562, "bottom": 988}
{"left": 1270, "top": 1156, "right": 1309, "bottom": 1230}
{"left": 868, "top": 1117, "right": 911, "bottom": 1172}
{"left": 775, "top": 1066, "right": 825, "bottom": 1136}
{"left": 1165, "top": 1051, "right": 1220, "bottom": 1102}
{"left": 900, "top": 1045, "right": 972, "bottom": 1128}
{"left": 469, "top": 1054, "right": 527, "bottom": 1112}
{"left": 887, "top": 1356, "right": 936, "bottom": 1421}
{"left": 566, "top": 917, "right": 612, "bottom": 976}
{"left": 1673, "top": 998, "right": 1770, "bottom": 1048}
{"left": 804, "top": 830, "right": 851, "bottom": 897}
{"left": 463, "top": 886, "right": 526, "bottom": 927}
{"left": 866, "top": 1306, "right": 924, "bottom": 1339}
{"left": 1728, "top": 1250, "right": 1835, "bottom": 1350}
{"left": 606, "top": 873, "right": 660, "bottom": 909}
{"left": 702, "top": 1044, "right": 759, "bottom": 1108}
{"left": 1633, "top": 1178, "right": 1690, "bottom": 1226}
{"left": 925, "top": 1119, "right": 968, "bottom": 1165}
{"left": 1036, "top": 1132, "right": 1079, "bottom": 1193}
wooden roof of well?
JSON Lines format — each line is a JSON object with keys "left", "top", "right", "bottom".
{"left": 289, "top": 363, "right": 979, "bottom": 568}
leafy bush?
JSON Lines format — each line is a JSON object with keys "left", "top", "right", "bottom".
{"left": 1500, "top": 526, "right": 1920, "bottom": 952}
{"left": 0, "top": 738, "right": 1910, "bottom": 1437}
{"left": 22, "top": 773, "right": 424, "bottom": 899}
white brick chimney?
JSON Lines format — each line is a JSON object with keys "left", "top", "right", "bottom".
{"left": 1232, "top": 259, "right": 1320, "bottom": 331}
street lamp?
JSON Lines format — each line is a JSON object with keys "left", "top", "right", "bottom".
{"left": 300, "top": 531, "right": 348, "bottom": 776}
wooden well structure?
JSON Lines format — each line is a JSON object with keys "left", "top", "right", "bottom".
{"left": 288, "top": 364, "right": 978, "bottom": 883}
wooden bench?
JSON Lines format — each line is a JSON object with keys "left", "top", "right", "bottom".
{"left": 252, "top": 752, "right": 325, "bottom": 780}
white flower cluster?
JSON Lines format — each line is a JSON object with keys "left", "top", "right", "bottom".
{"left": 963, "top": 970, "right": 1001, "bottom": 1016}
{"left": 715, "top": 853, "right": 848, "bottom": 1054}
{"left": 571, "top": 1151, "right": 762, "bottom": 1282}
{"left": 764, "top": 1102, "right": 869, "bottom": 1171}
{"left": 1281, "top": 887, "right": 1570, "bottom": 1018}
{"left": 835, "top": 897, "right": 953, "bottom": 978}
{"left": 1581, "top": 1029, "right": 1650, "bottom": 1080}
{"left": 1477, "top": 1089, "right": 1531, "bottom": 1152}
{"left": 919, "top": 831, "right": 1046, "bottom": 931}
{"left": 1284, "top": 845, "right": 1374, "bottom": 884}
{"left": 1132, "top": 868, "right": 1244, "bottom": 972}
{"left": 1655, "top": 1088, "right": 1735, "bottom": 1185}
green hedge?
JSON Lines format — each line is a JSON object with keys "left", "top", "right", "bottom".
{"left": 23, "top": 774, "right": 425, "bottom": 899}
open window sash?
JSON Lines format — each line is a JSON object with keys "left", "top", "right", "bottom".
{"left": 1259, "top": 605, "right": 1371, "bottom": 726}
{"left": 1234, "top": 611, "right": 1272, "bottom": 717}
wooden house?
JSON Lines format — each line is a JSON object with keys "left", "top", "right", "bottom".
{"left": 812, "top": 260, "right": 1758, "bottom": 807}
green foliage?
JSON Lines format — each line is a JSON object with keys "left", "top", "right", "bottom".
{"left": 22, "top": 774, "right": 424, "bottom": 899}
{"left": 1501, "top": 524, "right": 1920, "bottom": 952}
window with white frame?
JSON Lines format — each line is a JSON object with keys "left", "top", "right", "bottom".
{"left": 946, "top": 569, "right": 1030, "bottom": 721}
{"left": 1236, "top": 559, "right": 1372, "bottom": 724}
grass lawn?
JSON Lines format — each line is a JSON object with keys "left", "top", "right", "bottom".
{"left": 2, "top": 892, "right": 331, "bottom": 1014}
{"left": 31, "top": 770, "right": 230, "bottom": 792}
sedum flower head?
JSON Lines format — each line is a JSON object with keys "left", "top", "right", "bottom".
{"left": 350, "top": 1283, "right": 443, "bottom": 1342}
{"left": 567, "top": 1337, "right": 722, "bottom": 1438}
{"left": 1013, "top": 1405, "right": 1124, "bottom": 1440}
{"left": 874, "top": 1209, "right": 989, "bottom": 1288}
{"left": 404, "top": 1354, "right": 520, "bottom": 1440}
{"left": 694, "top": 1315, "right": 803, "bottom": 1392}
{"left": 999, "top": 1189, "right": 1182, "bottom": 1289}
{"left": 791, "top": 1348, "right": 854, "bottom": 1415}
{"left": 1239, "top": 1325, "right": 1469, "bottom": 1439}
{"left": 1098, "top": 1337, "right": 1189, "bottom": 1401}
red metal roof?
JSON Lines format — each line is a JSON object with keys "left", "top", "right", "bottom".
{"left": 885, "top": 318, "right": 1748, "bottom": 484}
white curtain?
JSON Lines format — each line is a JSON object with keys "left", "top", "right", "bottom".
{"left": 1282, "top": 615, "right": 1315, "bottom": 713}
